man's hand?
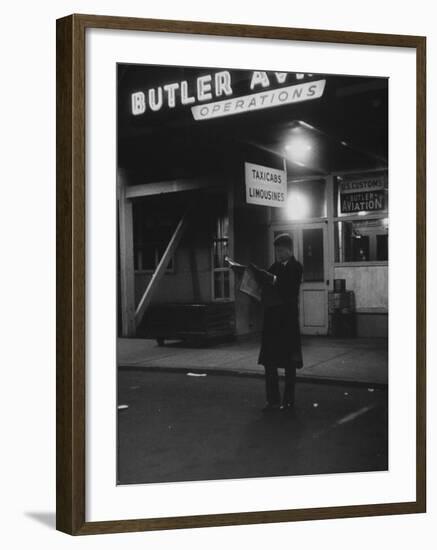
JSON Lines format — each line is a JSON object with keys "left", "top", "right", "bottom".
{"left": 249, "top": 263, "right": 275, "bottom": 286}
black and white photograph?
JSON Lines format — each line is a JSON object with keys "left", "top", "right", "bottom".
{"left": 116, "top": 63, "right": 389, "bottom": 485}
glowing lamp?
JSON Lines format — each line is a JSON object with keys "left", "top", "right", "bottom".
{"left": 286, "top": 190, "right": 310, "bottom": 220}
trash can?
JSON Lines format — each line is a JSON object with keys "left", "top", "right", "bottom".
{"left": 333, "top": 278, "right": 346, "bottom": 293}
{"left": 328, "top": 290, "right": 356, "bottom": 337}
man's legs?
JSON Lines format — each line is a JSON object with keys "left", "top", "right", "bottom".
{"left": 282, "top": 364, "right": 297, "bottom": 407}
{"left": 264, "top": 365, "right": 280, "bottom": 407}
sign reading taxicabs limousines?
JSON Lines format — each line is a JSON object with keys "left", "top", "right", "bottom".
{"left": 245, "top": 162, "right": 287, "bottom": 208}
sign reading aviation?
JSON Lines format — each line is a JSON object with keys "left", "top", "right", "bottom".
{"left": 245, "top": 162, "right": 287, "bottom": 208}
{"left": 340, "top": 175, "right": 386, "bottom": 213}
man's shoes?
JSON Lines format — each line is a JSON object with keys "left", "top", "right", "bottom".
{"left": 261, "top": 402, "right": 281, "bottom": 412}
{"left": 280, "top": 402, "right": 295, "bottom": 411}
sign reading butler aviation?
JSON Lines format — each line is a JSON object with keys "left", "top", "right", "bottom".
{"left": 245, "top": 162, "right": 287, "bottom": 208}
{"left": 131, "top": 70, "right": 326, "bottom": 121}
{"left": 340, "top": 175, "right": 386, "bottom": 213}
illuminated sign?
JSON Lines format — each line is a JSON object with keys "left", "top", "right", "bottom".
{"left": 192, "top": 80, "right": 325, "bottom": 120}
{"left": 340, "top": 176, "right": 385, "bottom": 194}
{"left": 245, "top": 162, "right": 287, "bottom": 208}
{"left": 130, "top": 71, "right": 326, "bottom": 120}
{"left": 341, "top": 191, "right": 385, "bottom": 213}
{"left": 340, "top": 176, "right": 386, "bottom": 213}
{"left": 131, "top": 71, "right": 233, "bottom": 115}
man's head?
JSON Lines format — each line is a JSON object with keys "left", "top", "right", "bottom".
{"left": 274, "top": 233, "right": 293, "bottom": 262}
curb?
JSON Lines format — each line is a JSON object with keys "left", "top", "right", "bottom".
{"left": 118, "top": 364, "right": 388, "bottom": 390}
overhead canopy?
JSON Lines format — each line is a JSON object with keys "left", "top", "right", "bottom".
{"left": 117, "top": 64, "right": 388, "bottom": 183}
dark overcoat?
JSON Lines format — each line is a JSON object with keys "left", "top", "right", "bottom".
{"left": 257, "top": 256, "right": 303, "bottom": 369}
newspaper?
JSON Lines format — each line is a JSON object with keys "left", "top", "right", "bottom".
{"left": 224, "top": 256, "right": 246, "bottom": 271}
{"left": 225, "top": 256, "right": 262, "bottom": 302}
{"left": 239, "top": 268, "right": 263, "bottom": 301}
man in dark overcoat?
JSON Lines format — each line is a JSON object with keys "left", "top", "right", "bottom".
{"left": 251, "top": 233, "right": 303, "bottom": 412}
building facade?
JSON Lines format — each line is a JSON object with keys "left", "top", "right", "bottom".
{"left": 117, "top": 65, "right": 388, "bottom": 341}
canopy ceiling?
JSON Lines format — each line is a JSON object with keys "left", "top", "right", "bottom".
{"left": 117, "top": 64, "right": 388, "bottom": 183}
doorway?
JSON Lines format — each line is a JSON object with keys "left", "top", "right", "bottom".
{"left": 270, "top": 223, "right": 329, "bottom": 335}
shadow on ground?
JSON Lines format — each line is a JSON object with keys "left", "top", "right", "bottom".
{"left": 24, "top": 511, "right": 56, "bottom": 529}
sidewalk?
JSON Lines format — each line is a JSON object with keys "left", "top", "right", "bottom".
{"left": 118, "top": 335, "right": 388, "bottom": 386}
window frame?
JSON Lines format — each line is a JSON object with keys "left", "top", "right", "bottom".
{"left": 333, "top": 213, "right": 389, "bottom": 266}
{"left": 133, "top": 242, "right": 176, "bottom": 275}
{"left": 211, "top": 236, "right": 231, "bottom": 302}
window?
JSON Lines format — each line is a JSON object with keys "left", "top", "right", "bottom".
{"left": 212, "top": 209, "right": 231, "bottom": 300}
{"left": 302, "top": 227, "right": 324, "bottom": 281}
{"left": 133, "top": 204, "right": 175, "bottom": 273}
{"left": 333, "top": 172, "right": 388, "bottom": 263}
{"left": 376, "top": 234, "right": 388, "bottom": 261}
{"left": 334, "top": 218, "right": 389, "bottom": 263}
{"left": 134, "top": 240, "right": 174, "bottom": 272}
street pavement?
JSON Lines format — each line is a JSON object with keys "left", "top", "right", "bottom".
{"left": 118, "top": 335, "right": 388, "bottom": 386}
{"left": 117, "top": 369, "right": 388, "bottom": 485}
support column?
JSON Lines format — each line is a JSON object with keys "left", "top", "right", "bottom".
{"left": 118, "top": 179, "right": 136, "bottom": 336}
{"left": 326, "top": 174, "right": 335, "bottom": 290}
{"left": 227, "top": 179, "right": 235, "bottom": 301}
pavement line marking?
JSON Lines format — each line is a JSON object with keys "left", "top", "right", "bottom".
{"left": 336, "top": 405, "right": 375, "bottom": 426}
{"left": 309, "top": 404, "right": 379, "bottom": 443}
{"left": 302, "top": 349, "right": 357, "bottom": 370}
